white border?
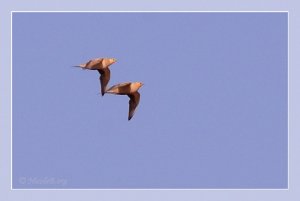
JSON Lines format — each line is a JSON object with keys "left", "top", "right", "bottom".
{"left": 287, "top": 11, "right": 290, "bottom": 192}
{"left": 11, "top": 11, "right": 13, "bottom": 190}
{"left": 11, "top": 11, "right": 288, "bottom": 13}
{"left": 11, "top": 11, "right": 289, "bottom": 190}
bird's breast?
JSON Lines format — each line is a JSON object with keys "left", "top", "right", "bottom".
{"left": 129, "top": 84, "right": 139, "bottom": 93}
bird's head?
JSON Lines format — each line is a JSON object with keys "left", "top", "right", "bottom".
{"left": 109, "top": 58, "right": 117, "bottom": 64}
{"left": 136, "top": 82, "right": 144, "bottom": 89}
{"left": 103, "top": 58, "right": 117, "bottom": 68}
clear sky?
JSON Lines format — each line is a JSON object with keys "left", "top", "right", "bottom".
{"left": 12, "top": 12, "right": 288, "bottom": 189}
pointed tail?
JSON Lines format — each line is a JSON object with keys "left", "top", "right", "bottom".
{"left": 105, "top": 90, "right": 116, "bottom": 94}
{"left": 72, "top": 64, "right": 86, "bottom": 69}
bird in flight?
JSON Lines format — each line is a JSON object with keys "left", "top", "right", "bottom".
{"left": 74, "top": 58, "right": 117, "bottom": 96}
{"left": 106, "top": 82, "right": 144, "bottom": 120}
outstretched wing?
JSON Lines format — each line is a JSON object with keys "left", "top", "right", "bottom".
{"left": 128, "top": 92, "right": 140, "bottom": 120}
{"left": 98, "top": 68, "right": 110, "bottom": 96}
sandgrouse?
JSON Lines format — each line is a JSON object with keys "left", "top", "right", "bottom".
{"left": 106, "top": 82, "right": 143, "bottom": 120}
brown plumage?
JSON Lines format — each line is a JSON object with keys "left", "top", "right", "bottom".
{"left": 74, "top": 58, "right": 116, "bottom": 96}
{"left": 106, "top": 82, "right": 143, "bottom": 120}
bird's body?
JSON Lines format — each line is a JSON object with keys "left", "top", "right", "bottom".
{"left": 74, "top": 58, "right": 116, "bottom": 95}
{"left": 106, "top": 82, "right": 143, "bottom": 120}
{"left": 75, "top": 58, "right": 116, "bottom": 70}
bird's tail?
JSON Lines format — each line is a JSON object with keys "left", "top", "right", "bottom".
{"left": 104, "top": 90, "right": 115, "bottom": 94}
{"left": 105, "top": 89, "right": 120, "bottom": 95}
{"left": 72, "top": 64, "right": 86, "bottom": 69}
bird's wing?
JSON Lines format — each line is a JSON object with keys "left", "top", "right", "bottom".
{"left": 128, "top": 92, "right": 140, "bottom": 120}
{"left": 98, "top": 69, "right": 110, "bottom": 96}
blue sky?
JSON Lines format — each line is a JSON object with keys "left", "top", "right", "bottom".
{"left": 12, "top": 12, "right": 288, "bottom": 189}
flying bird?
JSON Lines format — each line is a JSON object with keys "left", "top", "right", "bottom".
{"left": 106, "top": 82, "right": 144, "bottom": 120}
{"left": 74, "top": 58, "right": 117, "bottom": 96}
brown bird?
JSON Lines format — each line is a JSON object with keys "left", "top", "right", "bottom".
{"left": 74, "top": 58, "right": 117, "bottom": 96}
{"left": 106, "top": 82, "right": 144, "bottom": 120}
